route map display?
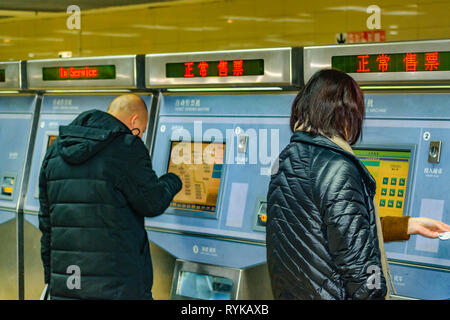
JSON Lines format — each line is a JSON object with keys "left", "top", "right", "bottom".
{"left": 167, "top": 141, "right": 225, "bottom": 214}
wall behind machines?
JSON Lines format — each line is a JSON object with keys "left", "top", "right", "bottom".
{"left": 0, "top": 0, "right": 449, "bottom": 60}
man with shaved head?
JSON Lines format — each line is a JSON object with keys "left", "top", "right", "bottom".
{"left": 107, "top": 94, "right": 148, "bottom": 138}
{"left": 38, "top": 94, "right": 182, "bottom": 300}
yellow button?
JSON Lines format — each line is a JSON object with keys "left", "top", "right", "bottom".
{"left": 2, "top": 186, "right": 13, "bottom": 194}
{"left": 260, "top": 214, "right": 267, "bottom": 222}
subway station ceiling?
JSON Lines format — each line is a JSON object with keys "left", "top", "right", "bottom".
{"left": 0, "top": 0, "right": 174, "bottom": 12}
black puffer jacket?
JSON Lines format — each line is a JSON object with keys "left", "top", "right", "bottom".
{"left": 38, "top": 109, "right": 182, "bottom": 300}
{"left": 266, "top": 131, "right": 387, "bottom": 300}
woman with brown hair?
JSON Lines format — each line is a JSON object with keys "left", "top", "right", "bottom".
{"left": 266, "top": 68, "right": 450, "bottom": 300}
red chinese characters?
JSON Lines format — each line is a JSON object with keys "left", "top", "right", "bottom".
{"left": 184, "top": 62, "right": 194, "bottom": 77}
{"left": 217, "top": 60, "right": 228, "bottom": 77}
{"left": 425, "top": 52, "right": 439, "bottom": 71}
{"left": 233, "top": 59, "right": 244, "bottom": 76}
{"left": 357, "top": 55, "right": 370, "bottom": 72}
{"left": 403, "top": 53, "right": 418, "bottom": 72}
{"left": 376, "top": 54, "right": 390, "bottom": 72}
{"left": 181, "top": 59, "right": 249, "bottom": 77}
{"left": 198, "top": 61, "right": 208, "bottom": 77}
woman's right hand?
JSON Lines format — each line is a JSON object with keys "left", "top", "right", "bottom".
{"left": 407, "top": 217, "right": 450, "bottom": 238}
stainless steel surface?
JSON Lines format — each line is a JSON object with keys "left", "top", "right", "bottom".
{"left": 239, "top": 263, "right": 273, "bottom": 300}
{"left": 150, "top": 242, "right": 176, "bottom": 300}
{"left": 23, "top": 219, "right": 46, "bottom": 300}
{"left": 304, "top": 40, "right": 450, "bottom": 84}
{"left": 27, "top": 55, "right": 139, "bottom": 89}
{"left": 170, "top": 259, "right": 243, "bottom": 300}
{"left": 15, "top": 94, "right": 42, "bottom": 300}
{"left": 0, "top": 219, "right": 17, "bottom": 300}
{"left": 167, "top": 258, "right": 273, "bottom": 300}
{"left": 0, "top": 61, "right": 22, "bottom": 90}
{"left": 146, "top": 91, "right": 162, "bottom": 155}
{"left": 146, "top": 47, "right": 297, "bottom": 88}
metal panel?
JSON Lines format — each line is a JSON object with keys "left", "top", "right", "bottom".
{"left": 23, "top": 93, "right": 153, "bottom": 214}
{"left": 170, "top": 259, "right": 242, "bottom": 300}
{"left": 146, "top": 93, "right": 294, "bottom": 247}
{"left": 146, "top": 47, "right": 300, "bottom": 88}
{"left": 27, "top": 55, "right": 140, "bottom": 89}
{"left": 304, "top": 40, "right": 450, "bottom": 84}
{"left": 0, "top": 61, "right": 22, "bottom": 90}
{"left": 0, "top": 95, "right": 37, "bottom": 212}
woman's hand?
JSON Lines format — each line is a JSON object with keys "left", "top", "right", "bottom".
{"left": 407, "top": 217, "right": 450, "bottom": 238}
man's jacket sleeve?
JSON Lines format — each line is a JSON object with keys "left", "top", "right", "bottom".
{"left": 119, "top": 138, "right": 182, "bottom": 218}
{"left": 319, "top": 159, "right": 387, "bottom": 300}
{"left": 38, "top": 156, "right": 51, "bottom": 284}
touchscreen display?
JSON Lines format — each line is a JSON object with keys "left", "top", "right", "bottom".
{"left": 167, "top": 141, "right": 225, "bottom": 213}
{"left": 354, "top": 148, "right": 411, "bottom": 217}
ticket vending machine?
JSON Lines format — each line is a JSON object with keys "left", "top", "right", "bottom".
{"left": 0, "top": 61, "right": 40, "bottom": 299}
{"left": 22, "top": 55, "right": 153, "bottom": 299}
{"left": 145, "top": 48, "right": 302, "bottom": 299}
{"left": 304, "top": 40, "right": 450, "bottom": 300}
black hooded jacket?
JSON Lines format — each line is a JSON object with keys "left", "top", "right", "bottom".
{"left": 266, "top": 130, "right": 387, "bottom": 300}
{"left": 38, "top": 109, "right": 182, "bottom": 300}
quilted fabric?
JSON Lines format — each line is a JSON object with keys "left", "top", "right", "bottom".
{"left": 266, "top": 130, "right": 387, "bottom": 300}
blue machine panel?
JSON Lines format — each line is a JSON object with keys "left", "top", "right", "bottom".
{"left": 358, "top": 93, "right": 450, "bottom": 299}
{"left": 148, "top": 92, "right": 449, "bottom": 299}
{"left": 146, "top": 93, "right": 295, "bottom": 268}
{"left": 0, "top": 210, "right": 15, "bottom": 224}
{"left": 361, "top": 93, "right": 450, "bottom": 269}
{"left": 389, "top": 263, "right": 450, "bottom": 300}
{"left": 23, "top": 94, "right": 153, "bottom": 223}
{"left": 0, "top": 95, "right": 37, "bottom": 224}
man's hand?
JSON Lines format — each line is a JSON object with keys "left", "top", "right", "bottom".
{"left": 407, "top": 217, "right": 450, "bottom": 238}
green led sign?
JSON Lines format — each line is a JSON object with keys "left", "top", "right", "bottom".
{"left": 332, "top": 51, "right": 450, "bottom": 73}
{"left": 0, "top": 69, "right": 5, "bottom": 82}
{"left": 42, "top": 65, "right": 116, "bottom": 80}
{"left": 166, "top": 59, "right": 264, "bottom": 78}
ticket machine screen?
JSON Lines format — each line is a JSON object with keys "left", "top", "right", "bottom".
{"left": 167, "top": 141, "right": 224, "bottom": 214}
{"left": 354, "top": 148, "right": 411, "bottom": 217}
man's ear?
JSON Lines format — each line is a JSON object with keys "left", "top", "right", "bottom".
{"left": 130, "top": 114, "right": 139, "bottom": 128}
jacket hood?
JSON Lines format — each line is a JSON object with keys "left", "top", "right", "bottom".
{"left": 57, "top": 109, "right": 130, "bottom": 165}
{"left": 290, "top": 130, "right": 376, "bottom": 195}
